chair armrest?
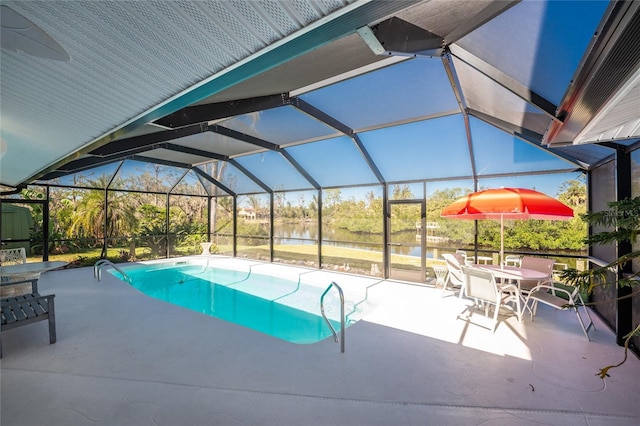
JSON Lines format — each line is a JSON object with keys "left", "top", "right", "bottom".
{"left": 498, "top": 283, "right": 519, "bottom": 293}
{"left": 525, "top": 284, "right": 578, "bottom": 309}
{"left": 528, "top": 283, "right": 569, "bottom": 296}
{"left": 0, "top": 278, "right": 39, "bottom": 293}
{"left": 1, "top": 293, "right": 55, "bottom": 305}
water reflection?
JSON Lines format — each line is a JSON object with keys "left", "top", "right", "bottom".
{"left": 274, "top": 222, "right": 426, "bottom": 257}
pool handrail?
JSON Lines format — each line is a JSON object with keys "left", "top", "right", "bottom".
{"left": 94, "top": 259, "right": 131, "bottom": 283}
{"left": 320, "top": 282, "right": 345, "bottom": 353}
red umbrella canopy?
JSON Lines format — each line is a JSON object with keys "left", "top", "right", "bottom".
{"left": 440, "top": 188, "right": 574, "bottom": 221}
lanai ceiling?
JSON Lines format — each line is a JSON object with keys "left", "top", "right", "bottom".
{"left": 1, "top": 0, "right": 639, "bottom": 193}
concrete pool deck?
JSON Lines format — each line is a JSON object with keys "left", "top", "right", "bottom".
{"left": 2, "top": 256, "right": 639, "bottom": 425}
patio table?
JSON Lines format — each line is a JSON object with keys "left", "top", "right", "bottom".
{"left": 1, "top": 261, "right": 68, "bottom": 278}
{"left": 470, "top": 264, "right": 549, "bottom": 321}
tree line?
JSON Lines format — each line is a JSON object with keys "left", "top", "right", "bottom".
{"left": 15, "top": 171, "right": 587, "bottom": 256}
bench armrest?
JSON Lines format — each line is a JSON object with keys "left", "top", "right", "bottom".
{"left": 0, "top": 278, "right": 38, "bottom": 293}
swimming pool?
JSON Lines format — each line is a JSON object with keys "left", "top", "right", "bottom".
{"left": 108, "top": 260, "right": 377, "bottom": 344}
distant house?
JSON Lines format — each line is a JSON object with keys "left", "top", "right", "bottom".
{"left": 238, "top": 207, "right": 256, "bottom": 221}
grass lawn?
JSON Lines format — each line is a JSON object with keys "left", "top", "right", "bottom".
{"left": 33, "top": 244, "right": 444, "bottom": 271}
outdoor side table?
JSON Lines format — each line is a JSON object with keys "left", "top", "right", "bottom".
{"left": 432, "top": 265, "right": 449, "bottom": 291}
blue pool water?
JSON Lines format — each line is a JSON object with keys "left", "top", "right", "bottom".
{"left": 109, "top": 262, "right": 369, "bottom": 344}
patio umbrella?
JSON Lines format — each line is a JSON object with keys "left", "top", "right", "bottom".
{"left": 440, "top": 188, "right": 574, "bottom": 266}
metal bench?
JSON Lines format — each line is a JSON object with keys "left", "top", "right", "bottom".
{"left": 0, "top": 278, "right": 56, "bottom": 358}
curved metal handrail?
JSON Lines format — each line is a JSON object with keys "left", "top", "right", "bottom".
{"left": 320, "top": 281, "right": 345, "bottom": 353}
{"left": 94, "top": 259, "right": 131, "bottom": 283}
{"left": 586, "top": 256, "right": 619, "bottom": 273}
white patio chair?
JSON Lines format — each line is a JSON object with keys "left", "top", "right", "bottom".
{"left": 458, "top": 266, "right": 520, "bottom": 333}
{"left": 0, "top": 247, "right": 27, "bottom": 266}
{"left": 524, "top": 282, "right": 595, "bottom": 340}
{"left": 442, "top": 253, "right": 465, "bottom": 295}
{"left": 518, "top": 256, "right": 555, "bottom": 294}
{"left": 456, "top": 249, "right": 473, "bottom": 265}
{"left": 503, "top": 255, "right": 522, "bottom": 267}
{"left": 0, "top": 248, "right": 39, "bottom": 296}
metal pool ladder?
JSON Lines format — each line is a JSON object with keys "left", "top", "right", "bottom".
{"left": 320, "top": 282, "right": 345, "bottom": 353}
{"left": 94, "top": 259, "right": 131, "bottom": 283}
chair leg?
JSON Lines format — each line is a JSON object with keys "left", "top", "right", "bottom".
{"left": 575, "top": 306, "right": 595, "bottom": 341}
{"left": 456, "top": 303, "right": 471, "bottom": 321}
{"left": 580, "top": 303, "right": 595, "bottom": 331}
{"left": 577, "top": 312, "right": 590, "bottom": 340}
{"left": 574, "top": 294, "right": 595, "bottom": 340}
{"left": 491, "top": 302, "right": 500, "bottom": 333}
{"left": 528, "top": 300, "right": 538, "bottom": 321}
{"left": 440, "top": 276, "right": 449, "bottom": 295}
{"left": 48, "top": 298, "right": 57, "bottom": 344}
{"left": 513, "top": 294, "right": 522, "bottom": 322}
{"left": 584, "top": 306, "right": 595, "bottom": 328}
{"left": 458, "top": 284, "right": 465, "bottom": 300}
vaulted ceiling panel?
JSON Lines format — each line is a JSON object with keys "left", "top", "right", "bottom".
{"left": 1, "top": 0, "right": 638, "bottom": 193}
{"left": 453, "top": 58, "right": 552, "bottom": 138}
{"left": 454, "top": 0, "right": 609, "bottom": 106}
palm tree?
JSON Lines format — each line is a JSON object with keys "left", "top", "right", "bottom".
{"left": 68, "top": 186, "right": 138, "bottom": 256}
{"left": 68, "top": 189, "right": 105, "bottom": 240}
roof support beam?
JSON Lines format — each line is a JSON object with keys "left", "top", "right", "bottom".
{"left": 154, "top": 93, "right": 290, "bottom": 128}
{"left": 473, "top": 168, "right": 580, "bottom": 180}
{"left": 39, "top": 157, "right": 123, "bottom": 180}
{"left": 210, "top": 125, "right": 279, "bottom": 151}
{"left": 91, "top": 123, "right": 211, "bottom": 156}
{"left": 211, "top": 123, "right": 319, "bottom": 190}
{"left": 351, "top": 134, "right": 386, "bottom": 184}
{"left": 443, "top": 51, "right": 479, "bottom": 257}
{"left": 442, "top": 53, "right": 477, "bottom": 183}
{"left": 48, "top": 155, "right": 126, "bottom": 174}
{"left": 290, "top": 97, "right": 385, "bottom": 184}
{"left": 192, "top": 167, "right": 236, "bottom": 197}
{"left": 169, "top": 169, "right": 191, "bottom": 193}
{"left": 442, "top": 54, "right": 468, "bottom": 113}
{"left": 42, "top": 140, "right": 229, "bottom": 180}
{"left": 278, "top": 150, "right": 320, "bottom": 190}
{"left": 290, "top": 97, "right": 352, "bottom": 135}
{"left": 130, "top": 155, "right": 191, "bottom": 169}
{"left": 469, "top": 109, "right": 545, "bottom": 143}
{"left": 164, "top": 143, "right": 228, "bottom": 161}
{"left": 228, "top": 159, "right": 272, "bottom": 194}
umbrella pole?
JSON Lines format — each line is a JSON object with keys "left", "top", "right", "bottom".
{"left": 500, "top": 214, "right": 504, "bottom": 269}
